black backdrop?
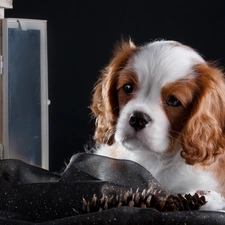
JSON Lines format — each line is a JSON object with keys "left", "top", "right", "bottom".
{"left": 5, "top": 0, "right": 225, "bottom": 172}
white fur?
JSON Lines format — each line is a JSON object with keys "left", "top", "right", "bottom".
{"left": 194, "top": 191, "right": 225, "bottom": 212}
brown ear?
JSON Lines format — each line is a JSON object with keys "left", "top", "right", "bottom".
{"left": 90, "top": 40, "right": 137, "bottom": 145}
{"left": 181, "top": 63, "right": 225, "bottom": 166}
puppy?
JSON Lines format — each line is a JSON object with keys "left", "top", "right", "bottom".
{"left": 90, "top": 39, "right": 225, "bottom": 210}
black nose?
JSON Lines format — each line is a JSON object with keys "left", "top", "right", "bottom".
{"left": 129, "top": 111, "right": 151, "bottom": 131}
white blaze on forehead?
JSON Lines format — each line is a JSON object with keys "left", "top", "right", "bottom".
{"left": 129, "top": 40, "right": 205, "bottom": 99}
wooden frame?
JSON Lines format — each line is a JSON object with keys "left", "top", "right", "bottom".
{"left": 0, "top": 0, "right": 13, "bottom": 159}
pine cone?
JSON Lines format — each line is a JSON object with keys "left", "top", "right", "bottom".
{"left": 79, "top": 188, "right": 207, "bottom": 214}
{"left": 162, "top": 193, "right": 206, "bottom": 211}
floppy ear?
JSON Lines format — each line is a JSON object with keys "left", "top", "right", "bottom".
{"left": 181, "top": 63, "right": 225, "bottom": 166}
{"left": 90, "top": 40, "right": 137, "bottom": 145}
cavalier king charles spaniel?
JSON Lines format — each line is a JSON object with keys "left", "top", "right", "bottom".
{"left": 90, "top": 40, "right": 225, "bottom": 210}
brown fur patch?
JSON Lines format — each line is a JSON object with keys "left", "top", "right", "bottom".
{"left": 176, "top": 64, "right": 225, "bottom": 166}
{"left": 90, "top": 41, "right": 138, "bottom": 145}
{"left": 161, "top": 78, "right": 198, "bottom": 154}
{"left": 117, "top": 70, "right": 139, "bottom": 107}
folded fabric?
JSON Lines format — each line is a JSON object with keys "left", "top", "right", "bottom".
{"left": 0, "top": 153, "right": 225, "bottom": 224}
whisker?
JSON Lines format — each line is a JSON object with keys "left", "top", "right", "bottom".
{"left": 168, "top": 133, "right": 186, "bottom": 146}
{"left": 112, "top": 106, "right": 120, "bottom": 114}
{"left": 169, "top": 130, "right": 187, "bottom": 138}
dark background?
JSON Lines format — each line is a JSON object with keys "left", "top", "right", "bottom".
{"left": 5, "top": 0, "right": 225, "bottom": 172}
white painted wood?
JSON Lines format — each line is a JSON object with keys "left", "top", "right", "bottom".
{"left": 0, "top": 0, "right": 13, "bottom": 8}
{"left": 0, "top": 0, "right": 13, "bottom": 18}
{"left": 0, "top": 1, "right": 13, "bottom": 146}
{"left": 0, "top": 8, "right": 4, "bottom": 18}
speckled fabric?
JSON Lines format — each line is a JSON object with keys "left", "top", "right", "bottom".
{"left": 0, "top": 153, "right": 225, "bottom": 224}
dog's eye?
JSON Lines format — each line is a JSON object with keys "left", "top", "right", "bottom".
{"left": 123, "top": 84, "right": 134, "bottom": 95}
{"left": 166, "top": 96, "right": 182, "bottom": 107}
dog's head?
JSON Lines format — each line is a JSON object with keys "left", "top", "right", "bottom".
{"left": 91, "top": 40, "right": 225, "bottom": 166}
